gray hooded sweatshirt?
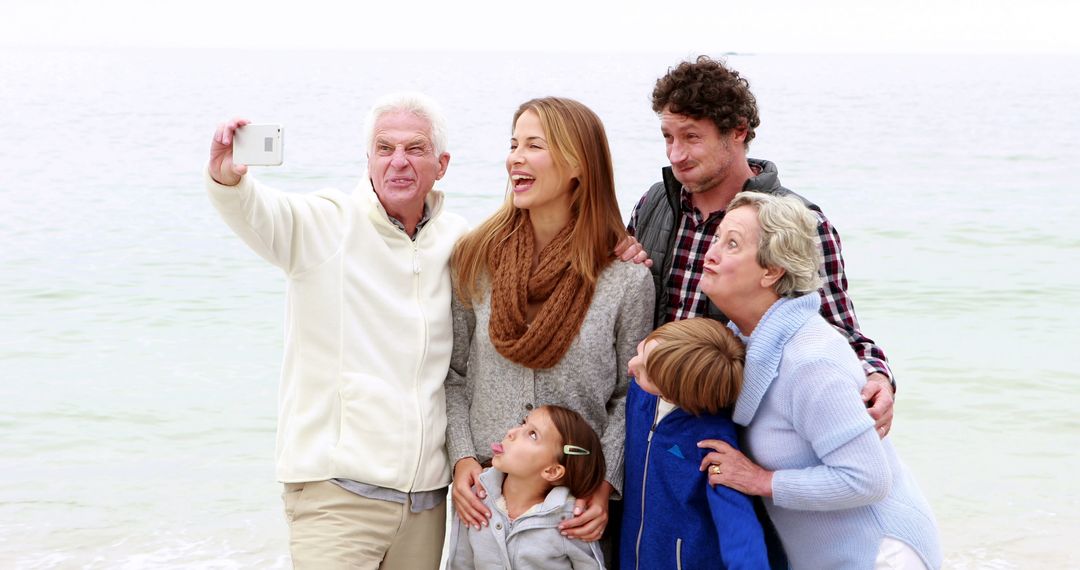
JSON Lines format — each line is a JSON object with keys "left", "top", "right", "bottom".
{"left": 447, "top": 468, "right": 605, "bottom": 569}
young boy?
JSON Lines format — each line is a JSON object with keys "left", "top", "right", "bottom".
{"left": 621, "top": 318, "right": 769, "bottom": 569}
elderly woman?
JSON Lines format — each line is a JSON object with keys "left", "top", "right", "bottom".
{"left": 697, "top": 192, "right": 942, "bottom": 570}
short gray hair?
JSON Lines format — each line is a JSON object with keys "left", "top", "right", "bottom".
{"left": 727, "top": 192, "right": 823, "bottom": 297}
{"left": 362, "top": 92, "right": 449, "bottom": 157}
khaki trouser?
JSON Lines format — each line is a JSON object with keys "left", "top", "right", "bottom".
{"left": 283, "top": 480, "right": 446, "bottom": 570}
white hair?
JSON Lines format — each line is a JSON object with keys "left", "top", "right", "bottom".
{"left": 361, "top": 92, "right": 449, "bottom": 157}
{"left": 727, "top": 191, "right": 823, "bottom": 297}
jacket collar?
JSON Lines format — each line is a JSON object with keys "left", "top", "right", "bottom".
{"left": 357, "top": 183, "right": 445, "bottom": 230}
{"left": 479, "top": 468, "right": 572, "bottom": 518}
{"left": 731, "top": 293, "right": 820, "bottom": 426}
{"left": 744, "top": 158, "right": 783, "bottom": 193}
{"left": 661, "top": 157, "right": 784, "bottom": 202}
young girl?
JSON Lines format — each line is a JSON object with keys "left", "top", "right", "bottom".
{"left": 448, "top": 405, "right": 607, "bottom": 569}
{"left": 621, "top": 318, "right": 770, "bottom": 569}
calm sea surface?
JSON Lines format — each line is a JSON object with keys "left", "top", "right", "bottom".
{"left": 1, "top": 48, "right": 1078, "bottom": 568}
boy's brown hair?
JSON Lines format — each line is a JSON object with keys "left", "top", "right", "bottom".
{"left": 542, "top": 405, "right": 606, "bottom": 498}
{"left": 644, "top": 318, "right": 745, "bottom": 415}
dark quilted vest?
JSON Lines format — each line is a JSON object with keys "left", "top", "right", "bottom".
{"left": 633, "top": 159, "right": 818, "bottom": 328}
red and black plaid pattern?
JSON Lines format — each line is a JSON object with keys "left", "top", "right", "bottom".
{"left": 812, "top": 210, "right": 892, "bottom": 378}
{"left": 665, "top": 192, "right": 725, "bottom": 323}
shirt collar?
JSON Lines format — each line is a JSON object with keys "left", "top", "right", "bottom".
{"left": 387, "top": 203, "right": 431, "bottom": 240}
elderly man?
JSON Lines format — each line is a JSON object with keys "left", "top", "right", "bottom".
{"left": 206, "top": 94, "right": 469, "bottom": 569}
{"left": 625, "top": 56, "right": 897, "bottom": 435}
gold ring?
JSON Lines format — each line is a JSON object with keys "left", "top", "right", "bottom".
{"left": 709, "top": 464, "right": 721, "bottom": 475}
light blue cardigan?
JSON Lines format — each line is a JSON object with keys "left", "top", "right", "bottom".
{"left": 731, "top": 293, "right": 942, "bottom": 570}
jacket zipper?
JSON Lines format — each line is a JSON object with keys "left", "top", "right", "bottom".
{"left": 676, "top": 537, "right": 683, "bottom": 570}
{"left": 501, "top": 502, "right": 559, "bottom": 538}
{"left": 634, "top": 400, "right": 662, "bottom": 570}
{"left": 382, "top": 196, "right": 439, "bottom": 492}
{"left": 406, "top": 232, "right": 427, "bottom": 491}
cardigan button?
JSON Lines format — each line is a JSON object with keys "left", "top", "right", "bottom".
{"left": 525, "top": 403, "right": 533, "bottom": 411}
{"left": 495, "top": 523, "right": 502, "bottom": 530}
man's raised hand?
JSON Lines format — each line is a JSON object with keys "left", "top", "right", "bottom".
{"left": 209, "top": 118, "right": 250, "bottom": 186}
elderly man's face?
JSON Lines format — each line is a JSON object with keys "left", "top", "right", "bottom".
{"left": 368, "top": 111, "right": 449, "bottom": 219}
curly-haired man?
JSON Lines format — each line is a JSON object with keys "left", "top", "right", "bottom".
{"left": 626, "top": 56, "right": 896, "bottom": 434}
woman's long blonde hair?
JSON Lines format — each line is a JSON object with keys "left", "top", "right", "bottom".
{"left": 452, "top": 97, "right": 627, "bottom": 304}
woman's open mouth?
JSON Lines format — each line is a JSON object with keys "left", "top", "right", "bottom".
{"left": 511, "top": 173, "right": 535, "bottom": 192}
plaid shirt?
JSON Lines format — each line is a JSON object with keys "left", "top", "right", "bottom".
{"left": 628, "top": 188, "right": 892, "bottom": 380}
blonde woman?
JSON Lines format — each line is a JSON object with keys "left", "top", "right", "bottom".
{"left": 445, "top": 97, "right": 653, "bottom": 546}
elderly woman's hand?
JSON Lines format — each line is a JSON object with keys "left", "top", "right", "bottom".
{"left": 697, "top": 439, "right": 773, "bottom": 497}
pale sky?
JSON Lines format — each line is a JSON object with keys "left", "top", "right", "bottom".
{"left": 4, "top": 0, "right": 1078, "bottom": 54}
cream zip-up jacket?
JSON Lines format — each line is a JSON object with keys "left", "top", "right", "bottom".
{"left": 207, "top": 171, "right": 469, "bottom": 492}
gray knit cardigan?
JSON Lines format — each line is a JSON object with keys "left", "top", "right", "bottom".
{"left": 445, "top": 261, "right": 654, "bottom": 495}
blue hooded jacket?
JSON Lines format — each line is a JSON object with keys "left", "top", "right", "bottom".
{"left": 620, "top": 382, "right": 770, "bottom": 569}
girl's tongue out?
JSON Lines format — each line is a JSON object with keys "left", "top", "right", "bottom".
{"left": 491, "top": 442, "right": 504, "bottom": 454}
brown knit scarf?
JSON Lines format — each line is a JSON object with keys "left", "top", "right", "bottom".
{"left": 488, "top": 217, "right": 595, "bottom": 369}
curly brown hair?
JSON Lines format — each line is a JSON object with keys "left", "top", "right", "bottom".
{"left": 651, "top": 55, "right": 761, "bottom": 147}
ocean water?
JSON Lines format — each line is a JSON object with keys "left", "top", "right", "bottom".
{"left": 1, "top": 48, "right": 1078, "bottom": 568}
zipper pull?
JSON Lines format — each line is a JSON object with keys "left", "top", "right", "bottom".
{"left": 413, "top": 245, "right": 421, "bottom": 274}
{"left": 648, "top": 400, "right": 661, "bottom": 442}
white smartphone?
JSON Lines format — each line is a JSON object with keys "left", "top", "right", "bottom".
{"left": 233, "top": 124, "right": 284, "bottom": 166}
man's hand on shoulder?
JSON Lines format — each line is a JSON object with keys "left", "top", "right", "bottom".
{"left": 209, "top": 118, "right": 250, "bottom": 186}
{"left": 862, "top": 372, "right": 894, "bottom": 438}
{"left": 614, "top": 236, "right": 653, "bottom": 268}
